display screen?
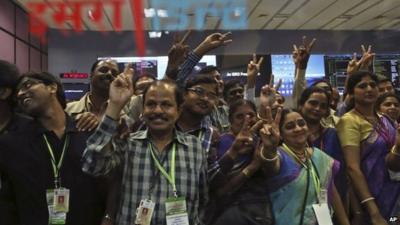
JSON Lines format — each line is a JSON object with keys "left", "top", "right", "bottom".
{"left": 271, "top": 54, "right": 325, "bottom": 96}
{"left": 216, "top": 55, "right": 271, "bottom": 97}
{"left": 60, "top": 73, "right": 89, "bottom": 79}
{"left": 63, "top": 83, "right": 90, "bottom": 101}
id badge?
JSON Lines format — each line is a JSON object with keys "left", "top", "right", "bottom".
{"left": 54, "top": 188, "right": 70, "bottom": 213}
{"left": 46, "top": 189, "right": 67, "bottom": 225}
{"left": 135, "top": 199, "right": 155, "bottom": 225}
{"left": 165, "top": 197, "right": 189, "bottom": 225}
{"left": 312, "top": 188, "right": 333, "bottom": 224}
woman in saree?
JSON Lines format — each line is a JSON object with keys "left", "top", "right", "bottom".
{"left": 376, "top": 92, "right": 400, "bottom": 124}
{"left": 337, "top": 70, "right": 400, "bottom": 224}
{"left": 262, "top": 108, "right": 349, "bottom": 225}
{"left": 298, "top": 86, "right": 347, "bottom": 200}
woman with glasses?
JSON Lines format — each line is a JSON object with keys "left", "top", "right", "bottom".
{"left": 337, "top": 71, "right": 400, "bottom": 224}
{"left": 261, "top": 108, "right": 349, "bottom": 225}
{"left": 298, "top": 87, "right": 347, "bottom": 202}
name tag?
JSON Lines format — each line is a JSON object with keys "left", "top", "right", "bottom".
{"left": 312, "top": 203, "right": 333, "bottom": 225}
{"left": 165, "top": 197, "right": 189, "bottom": 225}
{"left": 47, "top": 189, "right": 68, "bottom": 225}
{"left": 135, "top": 199, "right": 155, "bottom": 225}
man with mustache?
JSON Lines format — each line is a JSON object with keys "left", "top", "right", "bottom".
{"left": 0, "top": 72, "right": 106, "bottom": 225}
{"left": 82, "top": 74, "right": 208, "bottom": 225}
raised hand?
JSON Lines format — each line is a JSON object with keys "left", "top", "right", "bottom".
{"left": 346, "top": 45, "right": 375, "bottom": 75}
{"left": 194, "top": 32, "right": 233, "bottom": 56}
{"left": 165, "top": 30, "right": 191, "bottom": 79}
{"left": 259, "top": 75, "right": 281, "bottom": 109}
{"left": 231, "top": 115, "right": 255, "bottom": 155}
{"left": 292, "top": 36, "right": 316, "bottom": 70}
{"left": 108, "top": 64, "right": 134, "bottom": 112}
{"left": 247, "top": 54, "right": 264, "bottom": 88}
{"left": 259, "top": 106, "right": 282, "bottom": 152}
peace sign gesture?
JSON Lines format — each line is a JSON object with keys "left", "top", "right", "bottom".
{"left": 292, "top": 36, "right": 317, "bottom": 69}
{"left": 259, "top": 74, "right": 281, "bottom": 110}
{"left": 347, "top": 45, "right": 375, "bottom": 75}
{"left": 259, "top": 106, "right": 282, "bottom": 152}
{"left": 166, "top": 30, "right": 191, "bottom": 79}
{"left": 247, "top": 54, "right": 264, "bottom": 88}
{"left": 194, "top": 32, "right": 233, "bottom": 56}
{"left": 231, "top": 115, "right": 255, "bottom": 155}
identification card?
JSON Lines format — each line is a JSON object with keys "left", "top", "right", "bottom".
{"left": 135, "top": 199, "right": 155, "bottom": 225}
{"left": 312, "top": 203, "right": 333, "bottom": 225}
{"left": 54, "top": 188, "right": 70, "bottom": 213}
{"left": 46, "top": 189, "right": 67, "bottom": 225}
{"left": 165, "top": 197, "right": 189, "bottom": 225}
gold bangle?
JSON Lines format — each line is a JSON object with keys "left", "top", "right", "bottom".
{"left": 391, "top": 146, "right": 400, "bottom": 157}
{"left": 260, "top": 146, "right": 280, "bottom": 162}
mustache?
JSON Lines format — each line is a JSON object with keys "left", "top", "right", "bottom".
{"left": 148, "top": 114, "right": 168, "bottom": 121}
{"left": 99, "top": 73, "right": 115, "bottom": 81}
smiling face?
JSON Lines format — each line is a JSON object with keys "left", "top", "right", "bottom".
{"left": 91, "top": 60, "right": 119, "bottom": 92}
{"left": 16, "top": 78, "right": 56, "bottom": 116}
{"left": 225, "top": 84, "right": 244, "bottom": 105}
{"left": 229, "top": 103, "right": 257, "bottom": 135}
{"left": 183, "top": 83, "right": 218, "bottom": 117}
{"left": 142, "top": 84, "right": 179, "bottom": 133}
{"left": 300, "top": 92, "right": 329, "bottom": 123}
{"left": 281, "top": 112, "right": 309, "bottom": 149}
{"left": 378, "top": 96, "right": 400, "bottom": 121}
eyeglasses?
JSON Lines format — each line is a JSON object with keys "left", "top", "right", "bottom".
{"left": 187, "top": 87, "right": 218, "bottom": 100}
{"left": 283, "top": 119, "right": 307, "bottom": 130}
{"left": 306, "top": 99, "right": 328, "bottom": 110}
{"left": 356, "top": 81, "right": 377, "bottom": 89}
{"left": 228, "top": 88, "right": 244, "bottom": 96}
{"left": 16, "top": 78, "right": 43, "bottom": 92}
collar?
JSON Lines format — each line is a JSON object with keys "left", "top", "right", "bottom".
{"left": 34, "top": 113, "right": 78, "bottom": 134}
{"left": 132, "top": 128, "right": 189, "bottom": 146}
{"left": 176, "top": 116, "right": 212, "bottom": 134}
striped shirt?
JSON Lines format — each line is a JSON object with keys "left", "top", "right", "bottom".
{"left": 82, "top": 116, "right": 208, "bottom": 225}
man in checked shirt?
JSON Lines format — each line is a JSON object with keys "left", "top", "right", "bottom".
{"left": 82, "top": 70, "right": 208, "bottom": 225}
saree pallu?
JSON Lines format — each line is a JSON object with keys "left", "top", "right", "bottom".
{"left": 360, "top": 116, "right": 400, "bottom": 221}
{"left": 312, "top": 128, "right": 347, "bottom": 201}
{"left": 267, "top": 147, "right": 339, "bottom": 225}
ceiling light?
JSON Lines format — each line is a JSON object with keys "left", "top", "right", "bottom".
{"left": 148, "top": 31, "right": 162, "bottom": 38}
{"left": 144, "top": 8, "right": 168, "bottom": 18}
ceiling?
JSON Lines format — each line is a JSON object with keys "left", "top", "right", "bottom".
{"left": 14, "top": 0, "right": 400, "bottom": 31}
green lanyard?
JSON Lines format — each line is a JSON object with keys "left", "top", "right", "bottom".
{"left": 149, "top": 143, "right": 177, "bottom": 197}
{"left": 42, "top": 134, "right": 69, "bottom": 188}
{"left": 282, "top": 143, "right": 321, "bottom": 201}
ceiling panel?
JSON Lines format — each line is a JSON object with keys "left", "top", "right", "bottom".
{"left": 301, "top": 0, "right": 363, "bottom": 29}
{"left": 13, "top": 0, "right": 400, "bottom": 31}
{"left": 247, "top": 0, "right": 291, "bottom": 29}
{"left": 278, "top": 0, "right": 336, "bottom": 29}
{"left": 335, "top": 0, "right": 400, "bottom": 30}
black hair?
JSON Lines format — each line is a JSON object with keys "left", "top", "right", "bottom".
{"left": 346, "top": 70, "right": 378, "bottom": 95}
{"left": 133, "top": 72, "right": 157, "bottom": 85}
{"left": 198, "top": 65, "right": 220, "bottom": 75}
{"left": 223, "top": 79, "right": 244, "bottom": 100}
{"left": 279, "top": 108, "right": 301, "bottom": 131}
{"left": 18, "top": 71, "right": 66, "bottom": 109}
{"left": 311, "top": 79, "right": 333, "bottom": 93}
{"left": 228, "top": 99, "right": 257, "bottom": 123}
{"left": 0, "top": 60, "right": 20, "bottom": 103}
{"left": 142, "top": 79, "right": 183, "bottom": 107}
{"left": 90, "top": 60, "right": 102, "bottom": 74}
{"left": 298, "top": 86, "right": 331, "bottom": 117}
{"left": 375, "top": 92, "right": 400, "bottom": 111}
{"left": 185, "top": 74, "right": 218, "bottom": 94}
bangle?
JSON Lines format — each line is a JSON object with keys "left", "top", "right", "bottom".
{"left": 391, "top": 146, "right": 400, "bottom": 157}
{"left": 260, "top": 146, "right": 280, "bottom": 162}
{"left": 360, "top": 197, "right": 375, "bottom": 204}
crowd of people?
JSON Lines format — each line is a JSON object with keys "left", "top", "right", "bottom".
{"left": 1, "top": 32, "right": 400, "bottom": 225}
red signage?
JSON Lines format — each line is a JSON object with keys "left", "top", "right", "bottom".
{"left": 60, "top": 73, "right": 89, "bottom": 79}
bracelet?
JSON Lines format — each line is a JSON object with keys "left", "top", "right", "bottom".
{"left": 391, "top": 146, "right": 400, "bottom": 157}
{"left": 360, "top": 197, "right": 375, "bottom": 204}
{"left": 260, "top": 146, "right": 280, "bottom": 162}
